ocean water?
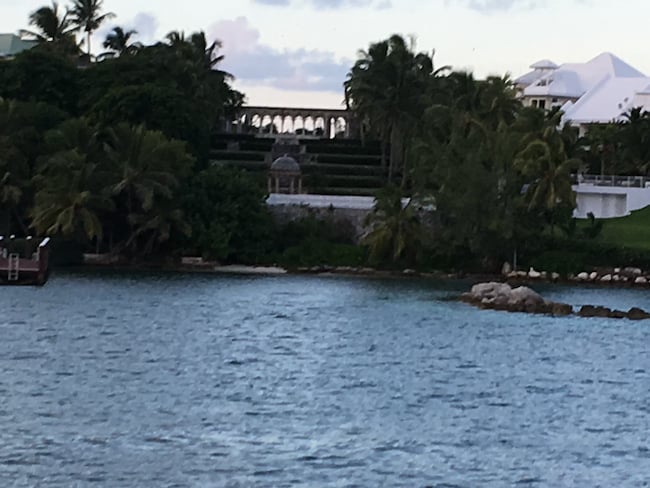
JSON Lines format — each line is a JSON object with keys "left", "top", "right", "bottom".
{"left": 1, "top": 271, "right": 650, "bottom": 487}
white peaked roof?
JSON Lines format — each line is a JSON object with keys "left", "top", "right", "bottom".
{"left": 523, "top": 53, "right": 646, "bottom": 99}
{"left": 518, "top": 52, "right": 650, "bottom": 126}
{"left": 514, "top": 59, "right": 558, "bottom": 87}
{"left": 530, "top": 59, "right": 558, "bottom": 70}
{"left": 562, "top": 77, "right": 650, "bottom": 124}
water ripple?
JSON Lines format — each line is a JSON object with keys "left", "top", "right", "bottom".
{"left": 1, "top": 272, "right": 650, "bottom": 486}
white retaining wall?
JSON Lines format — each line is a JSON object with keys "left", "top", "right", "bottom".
{"left": 573, "top": 184, "right": 650, "bottom": 218}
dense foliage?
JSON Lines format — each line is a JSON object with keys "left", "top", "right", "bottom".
{"left": 4, "top": 9, "right": 650, "bottom": 271}
{"left": 345, "top": 36, "right": 650, "bottom": 271}
{"left": 0, "top": 1, "right": 267, "bottom": 263}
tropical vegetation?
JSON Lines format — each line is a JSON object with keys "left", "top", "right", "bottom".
{"left": 3, "top": 2, "right": 650, "bottom": 271}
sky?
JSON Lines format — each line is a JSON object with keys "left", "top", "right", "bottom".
{"left": 2, "top": 0, "right": 650, "bottom": 108}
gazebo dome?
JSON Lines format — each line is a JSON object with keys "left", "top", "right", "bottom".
{"left": 271, "top": 155, "right": 300, "bottom": 173}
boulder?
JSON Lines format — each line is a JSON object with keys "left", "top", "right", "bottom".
{"left": 590, "top": 272, "right": 598, "bottom": 281}
{"left": 627, "top": 307, "right": 650, "bottom": 321}
{"left": 614, "top": 268, "right": 621, "bottom": 273}
{"left": 635, "top": 276, "right": 648, "bottom": 285}
{"left": 509, "top": 286, "right": 544, "bottom": 308}
{"left": 624, "top": 267, "right": 643, "bottom": 276}
{"left": 528, "top": 268, "right": 542, "bottom": 279}
{"left": 577, "top": 272, "right": 590, "bottom": 281}
{"left": 578, "top": 305, "right": 613, "bottom": 318}
{"left": 470, "top": 282, "right": 512, "bottom": 301}
{"left": 550, "top": 302, "right": 573, "bottom": 316}
{"left": 462, "top": 282, "right": 570, "bottom": 316}
{"left": 501, "top": 262, "right": 512, "bottom": 276}
{"left": 601, "top": 274, "right": 613, "bottom": 283}
{"left": 461, "top": 283, "right": 649, "bottom": 320}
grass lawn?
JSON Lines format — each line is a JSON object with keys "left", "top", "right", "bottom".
{"left": 585, "top": 206, "right": 650, "bottom": 251}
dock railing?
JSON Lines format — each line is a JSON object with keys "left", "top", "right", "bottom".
{"left": 573, "top": 174, "right": 650, "bottom": 188}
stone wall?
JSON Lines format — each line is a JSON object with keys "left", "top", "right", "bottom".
{"left": 267, "top": 203, "right": 370, "bottom": 242}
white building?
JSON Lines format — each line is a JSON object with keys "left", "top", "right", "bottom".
{"left": 515, "top": 52, "right": 650, "bottom": 135}
{"left": 517, "top": 53, "right": 650, "bottom": 219}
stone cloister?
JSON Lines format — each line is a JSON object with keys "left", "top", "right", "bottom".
{"left": 229, "top": 106, "right": 357, "bottom": 139}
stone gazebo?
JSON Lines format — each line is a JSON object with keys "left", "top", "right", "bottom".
{"left": 268, "top": 155, "right": 302, "bottom": 194}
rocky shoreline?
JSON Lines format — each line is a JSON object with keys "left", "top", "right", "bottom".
{"left": 461, "top": 282, "right": 650, "bottom": 320}
{"left": 503, "top": 264, "right": 650, "bottom": 287}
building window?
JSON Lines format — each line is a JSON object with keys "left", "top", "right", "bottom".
{"left": 538, "top": 100, "right": 546, "bottom": 109}
{"left": 531, "top": 100, "right": 538, "bottom": 108}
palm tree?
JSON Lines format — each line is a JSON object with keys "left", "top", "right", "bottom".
{"left": 69, "top": 0, "right": 115, "bottom": 56}
{"left": 31, "top": 118, "right": 113, "bottom": 243}
{"left": 103, "top": 26, "right": 140, "bottom": 55}
{"left": 125, "top": 206, "right": 191, "bottom": 256}
{"left": 0, "top": 99, "right": 30, "bottom": 234}
{"left": 104, "top": 124, "right": 193, "bottom": 254}
{"left": 345, "top": 35, "right": 445, "bottom": 185}
{"left": 20, "top": 1, "right": 78, "bottom": 53}
{"left": 31, "top": 151, "right": 113, "bottom": 241}
{"left": 362, "top": 186, "right": 423, "bottom": 265}
{"left": 516, "top": 131, "right": 582, "bottom": 234}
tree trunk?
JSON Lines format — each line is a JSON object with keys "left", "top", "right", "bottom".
{"left": 380, "top": 138, "right": 388, "bottom": 182}
{"left": 12, "top": 207, "right": 28, "bottom": 235}
{"left": 400, "top": 140, "right": 409, "bottom": 189}
{"left": 87, "top": 31, "right": 92, "bottom": 57}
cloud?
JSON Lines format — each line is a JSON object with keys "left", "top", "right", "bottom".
{"left": 252, "top": 0, "right": 391, "bottom": 9}
{"left": 130, "top": 12, "right": 159, "bottom": 43}
{"left": 209, "top": 16, "right": 351, "bottom": 93}
{"left": 449, "top": 0, "right": 545, "bottom": 13}
{"left": 468, "top": 0, "right": 542, "bottom": 12}
{"left": 97, "top": 12, "right": 159, "bottom": 48}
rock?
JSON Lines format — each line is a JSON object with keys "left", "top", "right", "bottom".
{"left": 590, "top": 272, "right": 598, "bottom": 281}
{"left": 614, "top": 268, "right": 621, "bottom": 273}
{"left": 613, "top": 275, "right": 621, "bottom": 282}
{"left": 516, "top": 271, "right": 528, "bottom": 278}
{"left": 635, "top": 276, "right": 648, "bottom": 285}
{"left": 463, "top": 282, "right": 565, "bottom": 315}
{"left": 600, "top": 274, "right": 612, "bottom": 282}
{"left": 528, "top": 268, "right": 542, "bottom": 279}
{"left": 624, "top": 267, "right": 643, "bottom": 275}
{"left": 403, "top": 269, "right": 417, "bottom": 275}
{"left": 462, "top": 282, "right": 647, "bottom": 320}
{"left": 627, "top": 307, "right": 650, "bottom": 321}
{"left": 550, "top": 302, "right": 573, "bottom": 316}
{"left": 578, "top": 305, "right": 613, "bottom": 318}
{"left": 501, "top": 262, "right": 512, "bottom": 275}
{"left": 551, "top": 272, "right": 560, "bottom": 281}
{"left": 577, "top": 272, "right": 590, "bottom": 281}
{"left": 506, "top": 286, "right": 546, "bottom": 313}
{"left": 470, "top": 282, "right": 512, "bottom": 301}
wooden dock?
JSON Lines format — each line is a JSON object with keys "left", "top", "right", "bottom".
{"left": 0, "top": 237, "right": 50, "bottom": 286}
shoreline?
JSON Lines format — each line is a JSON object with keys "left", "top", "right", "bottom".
{"left": 51, "top": 262, "right": 650, "bottom": 290}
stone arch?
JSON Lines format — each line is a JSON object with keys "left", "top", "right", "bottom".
{"left": 304, "top": 116, "right": 315, "bottom": 134}
{"left": 314, "top": 116, "right": 325, "bottom": 137}
{"left": 282, "top": 115, "right": 294, "bottom": 133}
{"left": 261, "top": 114, "right": 273, "bottom": 133}
{"left": 294, "top": 116, "right": 305, "bottom": 135}
{"left": 334, "top": 117, "right": 348, "bottom": 138}
{"left": 272, "top": 115, "right": 283, "bottom": 134}
{"left": 251, "top": 114, "right": 262, "bottom": 131}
